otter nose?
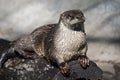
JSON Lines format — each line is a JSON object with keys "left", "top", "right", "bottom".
{"left": 82, "top": 16, "right": 85, "bottom": 21}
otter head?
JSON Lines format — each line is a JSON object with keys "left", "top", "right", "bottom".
{"left": 59, "top": 10, "right": 85, "bottom": 31}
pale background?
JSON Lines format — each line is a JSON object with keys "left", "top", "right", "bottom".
{"left": 0, "top": 0, "right": 120, "bottom": 79}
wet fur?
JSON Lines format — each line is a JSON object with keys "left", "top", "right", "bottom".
{"left": 0, "top": 10, "right": 88, "bottom": 67}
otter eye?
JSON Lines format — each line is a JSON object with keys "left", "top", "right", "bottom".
{"left": 75, "top": 16, "right": 81, "bottom": 19}
{"left": 66, "top": 15, "right": 72, "bottom": 18}
{"left": 68, "top": 15, "right": 72, "bottom": 18}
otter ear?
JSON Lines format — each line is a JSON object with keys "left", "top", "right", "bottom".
{"left": 60, "top": 14, "right": 64, "bottom": 18}
{"left": 60, "top": 14, "right": 65, "bottom": 20}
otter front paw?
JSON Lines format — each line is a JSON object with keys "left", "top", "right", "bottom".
{"left": 79, "top": 55, "right": 89, "bottom": 68}
{"left": 59, "top": 62, "right": 70, "bottom": 77}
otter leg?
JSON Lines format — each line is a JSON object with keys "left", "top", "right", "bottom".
{"left": 56, "top": 57, "right": 70, "bottom": 76}
{"left": 15, "top": 47, "right": 38, "bottom": 59}
{"left": 12, "top": 35, "right": 38, "bottom": 59}
{"left": 79, "top": 55, "right": 89, "bottom": 68}
{"left": 79, "top": 44, "right": 89, "bottom": 68}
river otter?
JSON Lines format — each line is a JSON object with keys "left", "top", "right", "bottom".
{"left": 0, "top": 10, "right": 89, "bottom": 75}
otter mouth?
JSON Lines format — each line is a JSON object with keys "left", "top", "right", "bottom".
{"left": 71, "top": 22, "right": 84, "bottom": 31}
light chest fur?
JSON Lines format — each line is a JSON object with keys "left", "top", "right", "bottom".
{"left": 53, "top": 23, "right": 86, "bottom": 63}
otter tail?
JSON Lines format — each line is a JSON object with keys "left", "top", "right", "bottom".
{"left": 0, "top": 39, "right": 16, "bottom": 68}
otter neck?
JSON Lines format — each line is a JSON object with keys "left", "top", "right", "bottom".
{"left": 58, "top": 21, "right": 85, "bottom": 32}
{"left": 71, "top": 22, "right": 85, "bottom": 32}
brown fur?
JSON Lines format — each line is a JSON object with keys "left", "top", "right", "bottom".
{"left": 9, "top": 10, "right": 87, "bottom": 66}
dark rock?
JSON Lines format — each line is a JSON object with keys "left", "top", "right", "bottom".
{"left": 2, "top": 57, "right": 58, "bottom": 80}
{"left": 0, "top": 39, "right": 103, "bottom": 80}
{"left": 53, "top": 61, "right": 103, "bottom": 80}
{"left": 114, "top": 63, "right": 120, "bottom": 80}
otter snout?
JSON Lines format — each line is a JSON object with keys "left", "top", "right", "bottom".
{"left": 75, "top": 15, "right": 85, "bottom": 22}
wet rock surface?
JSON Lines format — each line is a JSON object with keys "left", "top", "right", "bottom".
{"left": 1, "top": 58, "right": 103, "bottom": 80}
{"left": 53, "top": 61, "right": 102, "bottom": 80}
{"left": 2, "top": 58, "right": 58, "bottom": 80}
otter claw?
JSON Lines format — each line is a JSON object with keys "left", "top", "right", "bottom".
{"left": 59, "top": 63, "right": 70, "bottom": 76}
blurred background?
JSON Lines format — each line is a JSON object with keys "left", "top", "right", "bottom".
{"left": 0, "top": 0, "right": 120, "bottom": 79}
